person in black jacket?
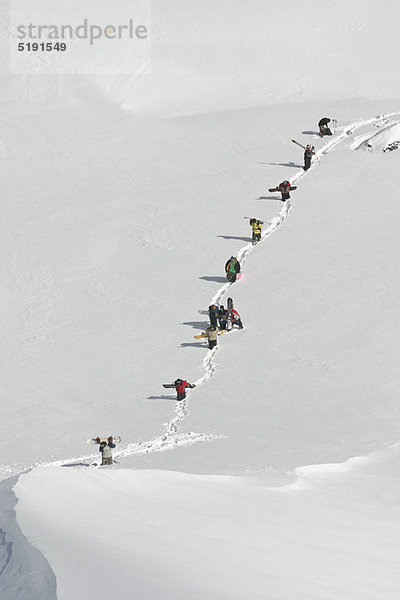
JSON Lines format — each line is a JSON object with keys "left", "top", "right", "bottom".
{"left": 318, "top": 117, "right": 332, "bottom": 137}
{"left": 217, "top": 305, "right": 227, "bottom": 330}
{"left": 303, "top": 145, "right": 315, "bottom": 171}
{"left": 208, "top": 305, "right": 218, "bottom": 327}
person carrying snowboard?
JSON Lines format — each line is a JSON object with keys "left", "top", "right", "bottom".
{"left": 303, "top": 145, "right": 315, "bottom": 171}
{"left": 225, "top": 256, "right": 241, "bottom": 283}
{"left": 174, "top": 378, "right": 195, "bottom": 401}
{"left": 268, "top": 181, "right": 297, "bottom": 201}
{"left": 249, "top": 218, "right": 263, "bottom": 245}
{"left": 205, "top": 325, "right": 219, "bottom": 350}
{"left": 99, "top": 436, "right": 116, "bottom": 466}
{"left": 318, "top": 117, "right": 332, "bottom": 137}
{"left": 277, "top": 180, "right": 292, "bottom": 201}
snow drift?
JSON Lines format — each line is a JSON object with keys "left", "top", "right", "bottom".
{"left": 363, "top": 122, "right": 400, "bottom": 152}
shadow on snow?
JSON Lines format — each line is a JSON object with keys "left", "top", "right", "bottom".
{"left": 182, "top": 321, "right": 207, "bottom": 330}
{"left": 217, "top": 235, "right": 252, "bottom": 242}
{"left": 199, "top": 276, "right": 227, "bottom": 283}
{"left": 258, "top": 161, "right": 301, "bottom": 168}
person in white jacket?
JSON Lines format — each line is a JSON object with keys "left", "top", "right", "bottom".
{"left": 99, "top": 438, "right": 116, "bottom": 466}
{"left": 205, "top": 325, "right": 219, "bottom": 350}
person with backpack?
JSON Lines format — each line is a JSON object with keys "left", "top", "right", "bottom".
{"left": 225, "top": 256, "right": 241, "bottom": 283}
{"left": 303, "top": 145, "right": 315, "bottom": 171}
{"left": 174, "top": 378, "right": 195, "bottom": 401}
{"left": 205, "top": 325, "right": 220, "bottom": 350}
{"left": 249, "top": 218, "right": 263, "bottom": 245}
{"left": 99, "top": 437, "right": 116, "bottom": 466}
{"left": 318, "top": 117, "right": 332, "bottom": 137}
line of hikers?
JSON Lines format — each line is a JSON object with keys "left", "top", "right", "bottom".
{"left": 200, "top": 300, "right": 244, "bottom": 349}
{"left": 246, "top": 117, "right": 336, "bottom": 246}
{"left": 303, "top": 117, "right": 334, "bottom": 170}
{"left": 170, "top": 298, "right": 244, "bottom": 399}
{"left": 168, "top": 117, "right": 336, "bottom": 401}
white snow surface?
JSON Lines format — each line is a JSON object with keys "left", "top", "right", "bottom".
{"left": 357, "top": 121, "right": 400, "bottom": 152}
{"left": 1, "top": 1, "right": 400, "bottom": 599}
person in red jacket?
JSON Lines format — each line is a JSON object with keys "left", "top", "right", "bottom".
{"left": 174, "top": 378, "right": 195, "bottom": 401}
{"left": 231, "top": 308, "right": 244, "bottom": 329}
{"left": 277, "top": 180, "right": 292, "bottom": 201}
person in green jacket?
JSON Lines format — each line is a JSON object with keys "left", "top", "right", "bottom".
{"left": 225, "top": 256, "right": 241, "bottom": 283}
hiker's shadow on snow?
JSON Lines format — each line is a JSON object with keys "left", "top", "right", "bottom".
{"left": 199, "top": 276, "right": 227, "bottom": 283}
{"left": 147, "top": 395, "right": 176, "bottom": 401}
{"left": 182, "top": 321, "right": 207, "bottom": 330}
{"left": 61, "top": 462, "right": 93, "bottom": 468}
{"left": 302, "top": 130, "right": 318, "bottom": 135}
{"left": 263, "top": 161, "right": 302, "bottom": 168}
{"left": 217, "top": 235, "right": 252, "bottom": 242}
{"left": 180, "top": 342, "right": 205, "bottom": 348}
{"left": 258, "top": 195, "right": 281, "bottom": 201}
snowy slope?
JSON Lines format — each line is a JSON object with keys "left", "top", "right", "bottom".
{"left": 1, "top": 1, "right": 400, "bottom": 598}
{"left": 14, "top": 443, "right": 400, "bottom": 600}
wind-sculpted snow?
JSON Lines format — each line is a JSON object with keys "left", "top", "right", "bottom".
{"left": 13, "top": 441, "right": 400, "bottom": 600}
{"left": 0, "top": 476, "right": 57, "bottom": 600}
{"left": 353, "top": 121, "right": 400, "bottom": 152}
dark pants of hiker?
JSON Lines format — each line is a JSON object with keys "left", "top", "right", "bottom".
{"left": 209, "top": 312, "right": 218, "bottom": 327}
{"left": 280, "top": 192, "right": 290, "bottom": 201}
{"left": 177, "top": 391, "right": 186, "bottom": 401}
{"left": 227, "top": 272, "right": 237, "bottom": 283}
{"left": 304, "top": 157, "right": 311, "bottom": 171}
{"left": 208, "top": 339, "right": 217, "bottom": 350}
{"left": 252, "top": 233, "right": 261, "bottom": 245}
